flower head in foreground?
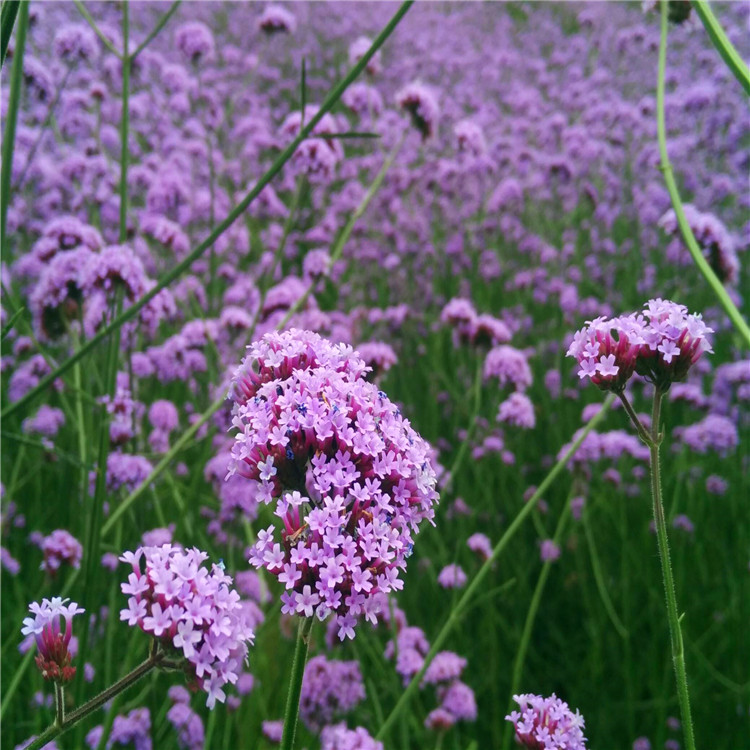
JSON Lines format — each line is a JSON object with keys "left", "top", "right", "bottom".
{"left": 119, "top": 544, "right": 254, "bottom": 708}
{"left": 506, "top": 693, "right": 587, "bottom": 749}
{"left": 21, "top": 597, "right": 85, "bottom": 683}
{"left": 567, "top": 299, "right": 712, "bottom": 392}
{"left": 229, "top": 329, "right": 439, "bottom": 640}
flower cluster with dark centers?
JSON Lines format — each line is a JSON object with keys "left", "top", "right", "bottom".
{"left": 21, "top": 597, "right": 85, "bottom": 684}
{"left": 119, "top": 545, "right": 254, "bottom": 708}
{"left": 567, "top": 298, "right": 713, "bottom": 392}
{"left": 505, "top": 693, "right": 587, "bottom": 749}
{"left": 228, "top": 329, "right": 439, "bottom": 640}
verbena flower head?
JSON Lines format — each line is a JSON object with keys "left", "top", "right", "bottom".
{"left": 229, "top": 329, "right": 438, "bottom": 640}
{"left": 257, "top": 4, "right": 296, "bottom": 34}
{"left": 40, "top": 529, "right": 83, "bottom": 576}
{"left": 119, "top": 544, "right": 254, "bottom": 708}
{"left": 396, "top": 81, "right": 439, "bottom": 140}
{"left": 21, "top": 597, "right": 85, "bottom": 683}
{"left": 320, "top": 724, "right": 383, "bottom": 750}
{"left": 174, "top": 21, "right": 215, "bottom": 63}
{"left": 300, "top": 655, "right": 365, "bottom": 731}
{"left": 506, "top": 693, "right": 587, "bottom": 749}
{"left": 567, "top": 299, "right": 712, "bottom": 392}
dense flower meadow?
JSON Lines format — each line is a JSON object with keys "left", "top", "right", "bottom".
{"left": 1, "top": 2, "right": 748, "bottom": 749}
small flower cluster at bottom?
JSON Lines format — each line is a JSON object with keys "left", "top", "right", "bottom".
{"left": 119, "top": 544, "right": 254, "bottom": 708}
{"left": 506, "top": 692, "right": 587, "bottom": 749}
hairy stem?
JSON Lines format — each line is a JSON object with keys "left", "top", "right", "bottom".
{"left": 648, "top": 387, "right": 696, "bottom": 750}
{"left": 280, "top": 617, "right": 314, "bottom": 750}
{"left": 25, "top": 655, "right": 160, "bottom": 750}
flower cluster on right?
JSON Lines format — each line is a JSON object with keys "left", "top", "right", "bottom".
{"left": 566, "top": 298, "right": 713, "bottom": 392}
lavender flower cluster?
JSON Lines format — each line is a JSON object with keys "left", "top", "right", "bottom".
{"left": 119, "top": 544, "right": 254, "bottom": 707}
{"left": 230, "top": 329, "right": 438, "bottom": 640}
{"left": 567, "top": 299, "right": 713, "bottom": 391}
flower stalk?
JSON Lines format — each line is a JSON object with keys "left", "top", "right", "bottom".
{"left": 25, "top": 650, "right": 163, "bottom": 750}
{"left": 280, "top": 617, "right": 315, "bottom": 750}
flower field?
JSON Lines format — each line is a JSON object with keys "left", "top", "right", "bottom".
{"left": 1, "top": 2, "right": 748, "bottom": 749}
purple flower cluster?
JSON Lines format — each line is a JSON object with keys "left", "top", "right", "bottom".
{"left": 230, "top": 329, "right": 438, "bottom": 640}
{"left": 21, "top": 597, "right": 85, "bottom": 683}
{"left": 39, "top": 529, "right": 83, "bottom": 576}
{"left": 396, "top": 81, "right": 440, "bottom": 140}
{"left": 567, "top": 299, "right": 713, "bottom": 392}
{"left": 506, "top": 693, "right": 587, "bottom": 749}
{"left": 86, "top": 708, "right": 152, "bottom": 750}
{"left": 119, "top": 544, "right": 254, "bottom": 708}
{"left": 320, "top": 724, "right": 383, "bottom": 750}
{"left": 300, "top": 655, "right": 366, "bottom": 731}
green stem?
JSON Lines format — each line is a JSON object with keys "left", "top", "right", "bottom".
{"left": 2, "top": 1, "right": 414, "bottom": 420}
{"left": 439, "top": 358, "right": 483, "bottom": 495}
{"left": 582, "top": 501, "right": 629, "bottom": 640}
{"left": 131, "top": 0, "right": 181, "bottom": 59}
{"left": 0, "top": 0, "right": 20, "bottom": 67}
{"left": 15, "top": 66, "right": 74, "bottom": 191}
{"left": 656, "top": 1, "right": 750, "bottom": 347}
{"left": 77, "top": 289, "right": 122, "bottom": 705}
{"left": 690, "top": 0, "right": 750, "bottom": 95}
{"left": 280, "top": 617, "right": 314, "bottom": 750}
{"left": 278, "top": 131, "right": 407, "bottom": 331}
{"left": 25, "top": 654, "right": 161, "bottom": 750}
{"left": 54, "top": 683, "right": 65, "bottom": 726}
{"left": 502, "top": 493, "right": 573, "bottom": 750}
{"left": 100, "top": 391, "right": 224, "bottom": 536}
{"left": 376, "top": 394, "right": 615, "bottom": 740}
{"left": 617, "top": 391, "right": 651, "bottom": 444}
{"left": 72, "top": 0, "right": 122, "bottom": 58}
{"left": 0, "top": 0, "right": 28, "bottom": 253}
{"left": 648, "top": 387, "right": 696, "bottom": 750}
{"left": 119, "top": 1, "right": 130, "bottom": 242}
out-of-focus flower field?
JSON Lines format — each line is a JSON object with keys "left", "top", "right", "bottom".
{"left": 1, "top": 2, "right": 748, "bottom": 749}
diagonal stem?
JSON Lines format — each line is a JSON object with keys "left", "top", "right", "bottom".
{"left": 1, "top": 1, "right": 414, "bottom": 421}
{"left": 690, "top": 0, "right": 750, "bottom": 94}
{"left": 656, "top": 0, "right": 750, "bottom": 346}
{"left": 376, "top": 394, "right": 615, "bottom": 740}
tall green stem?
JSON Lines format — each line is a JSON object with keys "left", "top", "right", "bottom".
{"left": 1, "top": 0, "right": 20, "bottom": 67}
{"left": 2, "top": 1, "right": 414, "bottom": 420}
{"left": 690, "top": 0, "right": 750, "bottom": 94}
{"left": 118, "top": 0, "right": 130, "bottom": 242}
{"left": 656, "top": 1, "right": 750, "bottom": 346}
{"left": 648, "top": 387, "right": 696, "bottom": 750}
{"left": 0, "top": 0, "right": 28, "bottom": 253}
{"left": 376, "top": 394, "right": 615, "bottom": 740}
{"left": 280, "top": 617, "right": 314, "bottom": 750}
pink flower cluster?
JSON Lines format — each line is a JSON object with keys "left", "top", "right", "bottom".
{"left": 567, "top": 299, "right": 713, "bottom": 392}
{"left": 506, "top": 693, "right": 587, "bottom": 749}
{"left": 21, "top": 597, "right": 85, "bottom": 684}
{"left": 229, "top": 329, "right": 438, "bottom": 640}
{"left": 119, "top": 545, "right": 254, "bottom": 708}
{"left": 40, "top": 529, "right": 83, "bottom": 576}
